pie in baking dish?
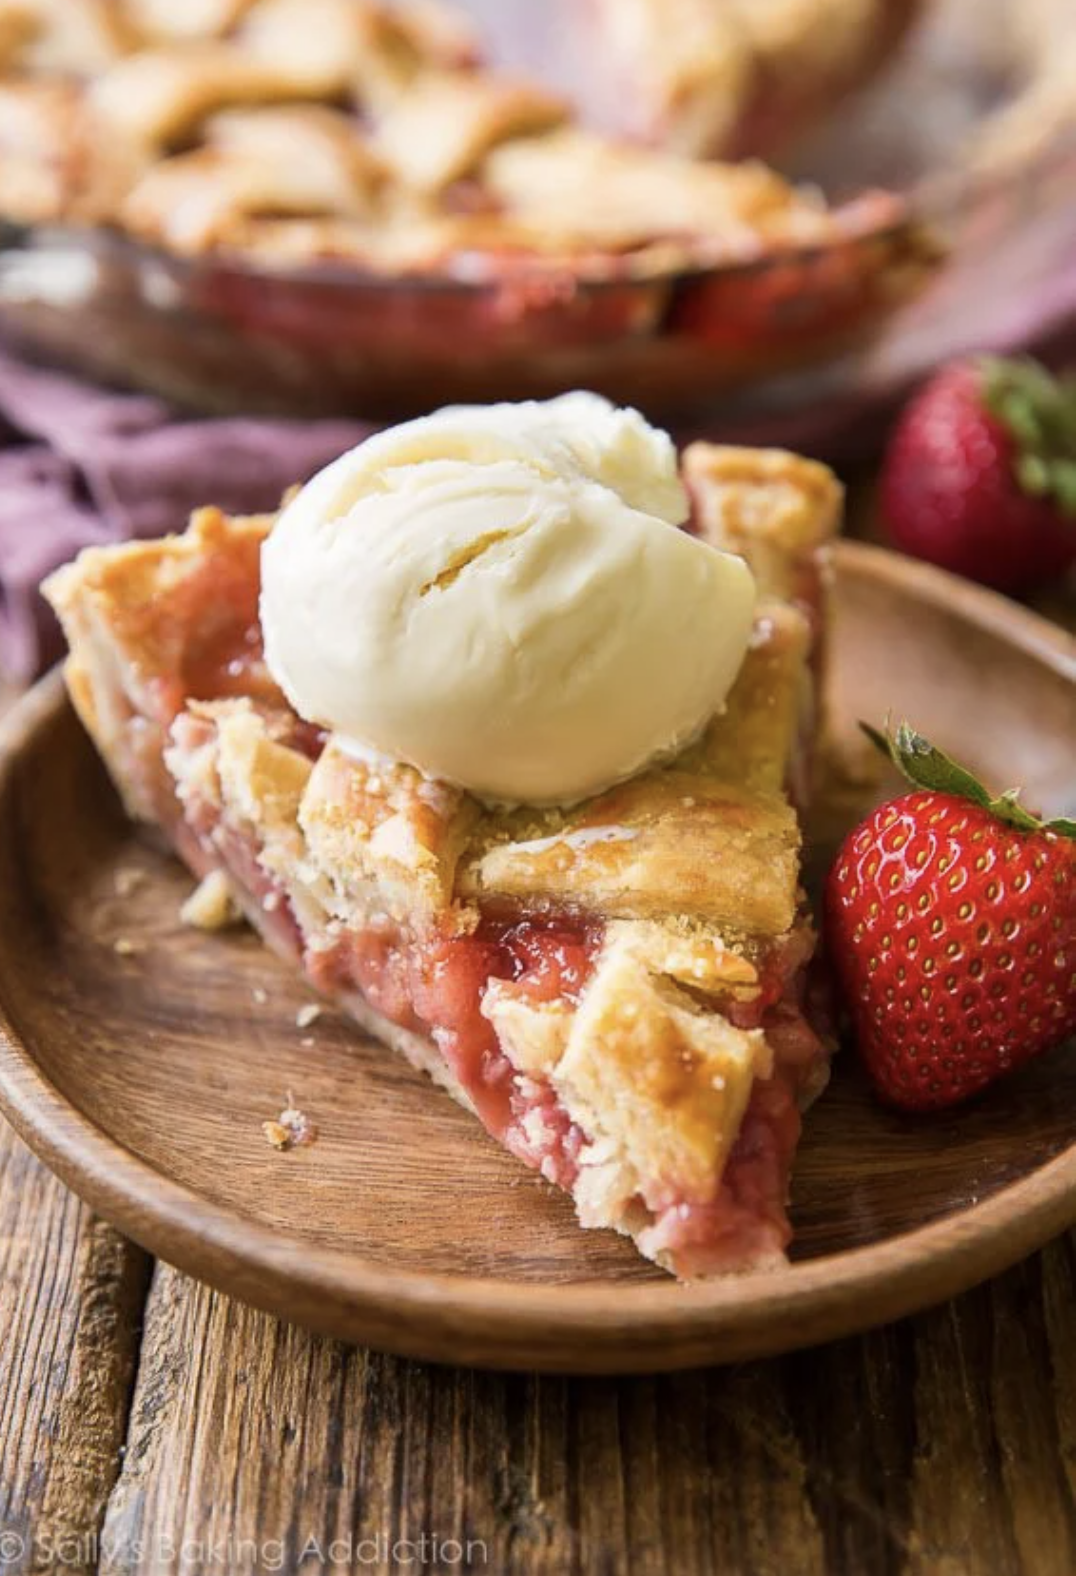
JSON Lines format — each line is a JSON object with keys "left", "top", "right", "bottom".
{"left": 45, "top": 419, "right": 840, "bottom": 1277}
{"left": 0, "top": 0, "right": 912, "bottom": 277}
{"left": 588, "top": 0, "right": 924, "bottom": 157}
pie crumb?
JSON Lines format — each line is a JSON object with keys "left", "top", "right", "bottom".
{"left": 296, "top": 1004, "right": 322, "bottom": 1029}
{"left": 113, "top": 937, "right": 143, "bottom": 956}
{"left": 262, "top": 1102, "right": 318, "bottom": 1152}
{"left": 252, "top": 986, "right": 269, "bottom": 1006}
{"left": 113, "top": 867, "right": 145, "bottom": 897}
{"left": 180, "top": 870, "right": 242, "bottom": 931}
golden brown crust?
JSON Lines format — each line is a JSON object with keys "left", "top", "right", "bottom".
{"left": 88, "top": 43, "right": 332, "bottom": 150}
{"left": 43, "top": 507, "right": 276, "bottom": 818}
{"left": 43, "top": 506, "right": 272, "bottom": 707}
{"left": 483, "top": 129, "right": 832, "bottom": 255}
{"left": 460, "top": 771, "right": 799, "bottom": 937}
{"left": 608, "top": 918, "right": 759, "bottom": 993}
{"left": 14, "top": 0, "right": 137, "bottom": 75}
{"left": 0, "top": 79, "right": 83, "bottom": 222}
{"left": 554, "top": 929, "right": 772, "bottom": 1208}
{"left": 374, "top": 69, "right": 566, "bottom": 194}
{"left": 592, "top": 0, "right": 916, "bottom": 158}
{"left": 300, "top": 737, "right": 479, "bottom": 928}
{"left": 0, "top": 0, "right": 892, "bottom": 268}
{"left": 481, "top": 985, "right": 572, "bottom": 1079}
{"left": 737, "top": 0, "right": 881, "bottom": 83}
{"left": 590, "top": 0, "right": 752, "bottom": 155}
{"left": 693, "top": 599, "right": 812, "bottom": 794}
{"left": 44, "top": 485, "right": 817, "bottom": 941}
{"left": 0, "top": 4, "right": 40, "bottom": 73}
{"left": 166, "top": 699, "right": 332, "bottom": 939}
{"left": 122, "top": 107, "right": 388, "bottom": 251}
{"left": 191, "top": 698, "right": 313, "bottom": 836}
{"left": 125, "top": 0, "right": 258, "bottom": 44}
{"left": 44, "top": 503, "right": 270, "bottom": 611}
{"left": 684, "top": 442, "right": 842, "bottom": 600}
{"left": 238, "top": 0, "right": 479, "bottom": 108}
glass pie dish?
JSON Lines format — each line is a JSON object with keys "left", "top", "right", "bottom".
{"left": 0, "top": 199, "right": 939, "bottom": 421}
{"left": 0, "top": 0, "right": 1070, "bottom": 428}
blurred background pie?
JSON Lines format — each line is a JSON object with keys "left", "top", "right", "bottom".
{"left": 0, "top": 0, "right": 1068, "bottom": 427}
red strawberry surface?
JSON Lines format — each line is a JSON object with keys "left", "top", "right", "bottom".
{"left": 826, "top": 724, "right": 1076, "bottom": 1112}
{"left": 881, "top": 357, "right": 1076, "bottom": 594}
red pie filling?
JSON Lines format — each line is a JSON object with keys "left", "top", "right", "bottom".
{"left": 308, "top": 914, "right": 602, "bottom": 1189}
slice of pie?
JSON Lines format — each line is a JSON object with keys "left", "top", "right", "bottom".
{"left": 44, "top": 441, "right": 840, "bottom": 1277}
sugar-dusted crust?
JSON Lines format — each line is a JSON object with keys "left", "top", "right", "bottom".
{"left": 684, "top": 442, "right": 842, "bottom": 601}
{"left": 44, "top": 445, "right": 841, "bottom": 1277}
{"left": 686, "top": 441, "right": 840, "bottom": 808}
{"left": 300, "top": 736, "right": 479, "bottom": 929}
{"left": 88, "top": 42, "right": 337, "bottom": 149}
{"left": 372, "top": 70, "right": 567, "bottom": 194}
{"left": 44, "top": 506, "right": 276, "bottom": 821}
{"left": 239, "top": 0, "right": 479, "bottom": 107}
{"left": 553, "top": 929, "right": 772, "bottom": 1214}
{"left": 460, "top": 772, "right": 800, "bottom": 936}
{"left": 692, "top": 599, "right": 812, "bottom": 793}
{"left": 481, "top": 128, "right": 837, "bottom": 255}
{"left": 591, "top": 0, "right": 920, "bottom": 158}
{"left": 122, "top": 104, "right": 389, "bottom": 252}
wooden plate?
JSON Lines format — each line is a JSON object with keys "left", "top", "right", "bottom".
{"left": 0, "top": 543, "right": 1072, "bottom": 1373}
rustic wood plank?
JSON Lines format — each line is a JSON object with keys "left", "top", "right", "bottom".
{"left": 904, "top": 1235, "right": 1076, "bottom": 1576}
{"left": 0, "top": 1117, "right": 150, "bottom": 1576}
{"left": 99, "top": 1240, "right": 1076, "bottom": 1576}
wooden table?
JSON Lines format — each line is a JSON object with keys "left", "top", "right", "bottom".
{"left": 1, "top": 599, "right": 1074, "bottom": 1576}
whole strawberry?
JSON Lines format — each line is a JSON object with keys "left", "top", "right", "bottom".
{"left": 881, "top": 356, "right": 1076, "bottom": 594}
{"left": 826, "top": 722, "right": 1076, "bottom": 1112}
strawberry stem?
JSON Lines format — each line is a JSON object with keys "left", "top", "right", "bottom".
{"left": 861, "top": 720, "right": 1076, "bottom": 840}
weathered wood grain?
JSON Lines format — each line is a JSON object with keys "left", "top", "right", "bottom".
{"left": 96, "top": 1241, "right": 1076, "bottom": 1576}
{"left": 0, "top": 1119, "right": 149, "bottom": 1576}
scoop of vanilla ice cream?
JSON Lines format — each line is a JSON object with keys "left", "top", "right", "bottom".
{"left": 261, "top": 395, "right": 756, "bottom": 806}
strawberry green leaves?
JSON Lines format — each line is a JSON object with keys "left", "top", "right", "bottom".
{"left": 861, "top": 719, "right": 1076, "bottom": 841}
{"left": 979, "top": 356, "right": 1076, "bottom": 520}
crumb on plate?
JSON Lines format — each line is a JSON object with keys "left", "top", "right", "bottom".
{"left": 262, "top": 1099, "right": 318, "bottom": 1152}
{"left": 180, "top": 870, "right": 243, "bottom": 931}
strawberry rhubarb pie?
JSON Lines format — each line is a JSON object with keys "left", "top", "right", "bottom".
{"left": 45, "top": 395, "right": 839, "bottom": 1277}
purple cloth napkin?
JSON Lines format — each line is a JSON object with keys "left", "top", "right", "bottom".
{"left": 0, "top": 351, "right": 369, "bottom": 682}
